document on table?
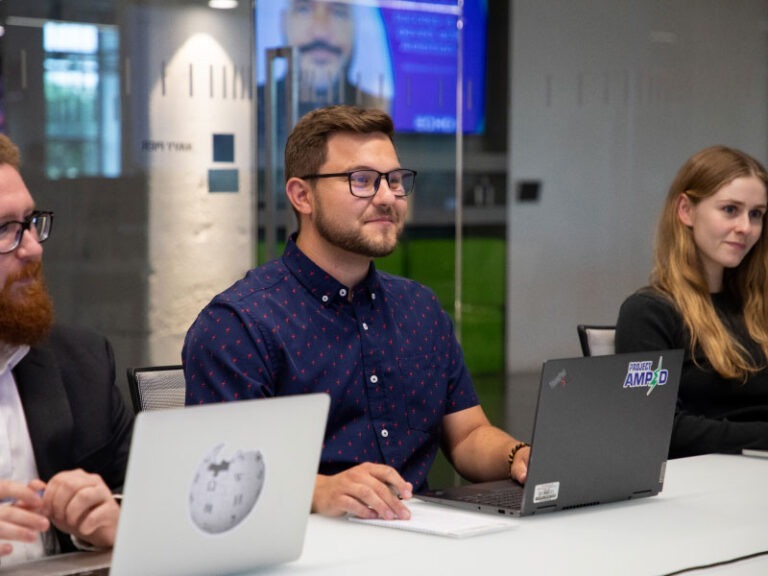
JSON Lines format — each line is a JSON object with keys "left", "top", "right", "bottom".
{"left": 348, "top": 498, "right": 518, "bottom": 538}
{"left": 742, "top": 449, "right": 768, "bottom": 459}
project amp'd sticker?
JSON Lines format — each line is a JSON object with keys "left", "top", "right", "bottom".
{"left": 533, "top": 481, "right": 560, "bottom": 504}
{"left": 622, "top": 355, "right": 669, "bottom": 396}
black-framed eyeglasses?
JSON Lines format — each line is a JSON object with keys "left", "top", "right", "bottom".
{"left": 300, "top": 169, "right": 417, "bottom": 198}
{"left": 0, "top": 211, "right": 54, "bottom": 254}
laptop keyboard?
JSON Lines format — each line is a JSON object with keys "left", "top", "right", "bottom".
{"left": 0, "top": 555, "right": 110, "bottom": 576}
{"left": 455, "top": 487, "right": 523, "bottom": 509}
{"left": 63, "top": 568, "right": 109, "bottom": 576}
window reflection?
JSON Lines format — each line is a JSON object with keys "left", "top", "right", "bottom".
{"left": 43, "top": 22, "right": 120, "bottom": 178}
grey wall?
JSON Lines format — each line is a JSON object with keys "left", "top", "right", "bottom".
{"left": 506, "top": 0, "right": 768, "bottom": 372}
{"left": 3, "top": 2, "right": 255, "bottom": 404}
{"left": 6, "top": 0, "right": 768, "bottom": 396}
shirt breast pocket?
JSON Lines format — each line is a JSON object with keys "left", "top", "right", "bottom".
{"left": 397, "top": 354, "right": 446, "bottom": 433}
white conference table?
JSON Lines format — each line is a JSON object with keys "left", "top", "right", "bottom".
{"left": 258, "top": 454, "right": 768, "bottom": 576}
{"left": 6, "top": 454, "right": 767, "bottom": 576}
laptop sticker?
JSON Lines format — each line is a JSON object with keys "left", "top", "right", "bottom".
{"left": 622, "top": 355, "right": 669, "bottom": 396}
{"left": 189, "top": 443, "right": 266, "bottom": 534}
{"left": 547, "top": 369, "right": 568, "bottom": 389}
{"left": 533, "top": 481, "right": 560, "bottom": 504}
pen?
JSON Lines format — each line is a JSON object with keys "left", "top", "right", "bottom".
{"left": 0, "top": 489, "right": 45, "bottom": 506}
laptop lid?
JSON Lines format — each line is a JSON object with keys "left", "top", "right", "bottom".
{"left": 110, "top": 393, "right": 329, "bottom": 576}
{"left": 418, "top": 350, "right": 683, "bottom": 517}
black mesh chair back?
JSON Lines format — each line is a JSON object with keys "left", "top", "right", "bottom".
{"left": 126, "top": 365, "right": 185, "bottom": 412}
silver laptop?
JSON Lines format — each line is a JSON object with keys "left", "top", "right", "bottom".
{"left": 418, "top": 350, "right": 683, "bottom": 517}
{"left": 112, "top": 393, "right": 329, "bottom": 575}
{"left": 6, "top": 393, "right": 329, "bottom": 576}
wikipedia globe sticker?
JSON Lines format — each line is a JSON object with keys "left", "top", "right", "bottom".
{"left": 189, "top": 444, "right": 266, "bottom": 534}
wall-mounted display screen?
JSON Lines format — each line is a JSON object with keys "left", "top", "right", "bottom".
{"left": 256, "top": 0, "right": 487, "bottom": 134}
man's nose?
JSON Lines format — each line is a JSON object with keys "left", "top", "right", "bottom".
{"left": 313, "top": 6, "right": 332, "bottom": 29}
{"left": 372, "top": 178, "right": 398, "bottom": 204}
{"left": 15, "top": 228, "right": 43, "bottom": 260}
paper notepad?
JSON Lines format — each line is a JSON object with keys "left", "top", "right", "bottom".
{"left": 742, "top": 449, "right": 768, "bottom": 459}
{"left": 348, "top": 498, "right": 518, "bottom": 538}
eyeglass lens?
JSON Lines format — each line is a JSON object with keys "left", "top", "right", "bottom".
{"left": 0, "top": 212, "right": 53, "bottom": 254}
{"left": 350, "top": 170, "right": 415, "bottom": 196}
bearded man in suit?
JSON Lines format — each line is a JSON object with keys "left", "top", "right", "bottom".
{"left": 0, "top": 133, "right": 133, "bottom": 566}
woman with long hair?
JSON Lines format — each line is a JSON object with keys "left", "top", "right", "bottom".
{"left": 616, "top": 145, "right": 768, "bottom": 457}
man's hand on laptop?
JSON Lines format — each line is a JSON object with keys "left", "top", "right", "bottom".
{"left": 510, "top": 445, "right": 531, "bottom": 484}
{"left": 41, "top": 469, "right": 120, "bottom": 549}
{"left": 312, "top": 463, "right": 413, "bottom": 520}
{"left": 0, "top": 479, "right": 49, "bottom": 555}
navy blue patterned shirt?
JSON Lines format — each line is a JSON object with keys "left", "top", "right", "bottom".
{"left": 183, "top": 236, "right": 479, "bottom": 490}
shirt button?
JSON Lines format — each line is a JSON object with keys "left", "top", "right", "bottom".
{"left": 362, "top": 322, "right": 368, "bottom": 330}
{"left": 371, "top": 293, "right": 377, "bottom": 300}
{"left": 321, "top": 295, "right": 329, "bottom": 303}
{"left": 339, "top": 288, "right": 347, "bottom": 297}
{"left": 381, "top": 429, "right": 389, "bottom": 438}
{"left": 370, "top": 375, "right": 378, "bottom": 383}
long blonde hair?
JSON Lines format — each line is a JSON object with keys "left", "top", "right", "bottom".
{"left": 652, "top": 145, "right": 768, "bottom": 381}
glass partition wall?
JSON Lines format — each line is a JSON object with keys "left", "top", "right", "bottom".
{"left": 254, "top": 1, "right": 498, "bottom": 487}
{"left": 2, "top": 0, "right": 258, "bottom": 395}
{"left": 2, "top": 0, "right": 764, "bottom": 484}
{"left": 0, "top": 0, "right": 503, "bottom": 487}
{"left": 254, "top": 0, "right": 472, "bottom": 269}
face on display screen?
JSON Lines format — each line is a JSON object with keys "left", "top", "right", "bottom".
{"left": 256, "top": 0, "right": 488, "bottom": 135}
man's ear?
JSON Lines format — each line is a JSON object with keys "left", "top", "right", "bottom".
{"left": 285, "top": 177, "right": 313, "bottom": 216}
{"left": 676, "top": 193, "right": 694, "bottom": 227}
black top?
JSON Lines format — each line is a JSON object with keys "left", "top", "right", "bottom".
{"left": 616, "top": 288, "right": 768, "bottom": 458}
{"left": 13, "top": 325, "right": 134, "bottom": 553}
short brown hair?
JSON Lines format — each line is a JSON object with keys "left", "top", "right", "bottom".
{"left": 284, "top": 105, "right": 395, "bottom": 180}
{"left": 0, "top": 134, "right": 21, "bottom": 170}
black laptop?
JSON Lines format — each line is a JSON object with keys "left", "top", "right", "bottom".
{"left": 418, "top": 350, "right": 683, "bottom": 516}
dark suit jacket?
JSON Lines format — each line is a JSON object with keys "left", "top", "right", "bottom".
{"left": 12, "top": 325, "right": 134, "bottom": 553}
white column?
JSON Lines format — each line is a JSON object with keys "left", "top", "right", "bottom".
{"left": 122, "top": 4, "right": 254, "bottom": 366}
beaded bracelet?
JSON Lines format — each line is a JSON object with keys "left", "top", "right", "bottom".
{"left": 507, "top": 441, "right": 529, "bottom": 466}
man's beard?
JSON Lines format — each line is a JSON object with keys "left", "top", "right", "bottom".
{"left": 0, "top": 262, "right": 54, "bottom": 346}
{"left": 314, "top": 205, "right": 403, "bottom": 258}
{"left": 299, "top": 41, "right": 346, "bottom": 93}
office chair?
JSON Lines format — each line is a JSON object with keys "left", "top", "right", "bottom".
{"left": 577, "top": 325, "right": 616, "bottom": 357}
{"left": 126, "top": 365, "right": 186, "bottom": 412}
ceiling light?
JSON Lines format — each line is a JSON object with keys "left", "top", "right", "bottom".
{"left": 208, "top": 0, "right": 238, "bottom": 9}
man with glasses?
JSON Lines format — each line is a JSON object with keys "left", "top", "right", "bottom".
{"left": 0, "top": 134, "right": 133, "bottom": 565}
{"left": 184, "top": 105, "right": 529, "bottom": 521}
